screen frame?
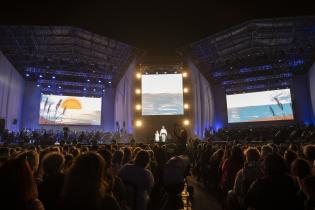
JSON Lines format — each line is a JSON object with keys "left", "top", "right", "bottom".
{"left": 39, "top": 93, "right": 103, "bottom": 126}
{"left": 225, "top": 88, "right": 295, "bottom": 124}
{"left": 141, "top": 73, "right": 184, "bottom": 116}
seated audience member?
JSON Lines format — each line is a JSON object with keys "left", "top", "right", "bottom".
{"left": 229, "top": 147, "right": 263, "bottom": 209}
{"left": 162, "top": 155, "right": 190, "bottom": 210}
{"left": 163, "top": 155, "right": 190, "bottom": 188}
{"left": 38, "top": 152, "right": 65, "bottom": 210}
{"left": 112, "top": 150, "right": 124, "bottom": 176}
{"left": 119, "top": 150, "right": 154, "bottom": 210}
{"left": 260, "top": 145, "right": 273, "bottom": 161}
{"left": 246, "top": 154, "right": 303, "bottom": 210}
{"left": 284, "top": 149, "right": 298, "bottom": 169}
{"left": 0, "top": 158, "right": 44, "bottom": 210}
{"left": 220, "top": 146, "right": 244, "bottom": 195}
{"left": 59, "top": 152, "right": 120, "bottom": 210}
{"left": 303, "top": 145, "right": 315, "bottom": 164}
{"left": 208, "top": 148, "right": 224, "bottom": 191}
{"left": 291, "top": 158, "right": 312, "bottom": 186}
{"left": 122, "top": 146, "right": 132, "bottom": 164}
{"left": 301, "top": 176, "right": 315, "bottom": 210}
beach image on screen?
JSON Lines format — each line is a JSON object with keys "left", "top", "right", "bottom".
{"left": 226, "top": 89, "right": 294, "bottom": 123}
{"left": 142, "top": 74, "right": 184, "bottom": 115}
{"left": 39, "top": 94, "right": 102, "bottom": 125}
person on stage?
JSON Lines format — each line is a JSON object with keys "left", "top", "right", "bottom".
{"left": 155, "top": 130, "right": 160, "bottom": 142}
{"left": 160, "top": 125, "right": 167, "bottom": 142}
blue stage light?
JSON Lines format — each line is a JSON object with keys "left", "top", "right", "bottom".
{"left": 25, "top": 73, "right": 30, "bottom": 77}
{"left": 39, "top": 75, "right": 43, "bottom": 78}
{"left": 52, "top": 76, "right": 56, "bottom": 79}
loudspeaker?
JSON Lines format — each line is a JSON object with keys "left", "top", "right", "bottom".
{"left": 0, "top": 119, "right": 5, "bottom": 135}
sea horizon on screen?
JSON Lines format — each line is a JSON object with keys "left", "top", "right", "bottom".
{"left": 142, "top": 74, "right": 184, "bottom": 115}
{"left": 226, "top": 89, "right": 294, "bottom": 123}
{"left": 39, "top": 94, "right": 102, "bottom": 125}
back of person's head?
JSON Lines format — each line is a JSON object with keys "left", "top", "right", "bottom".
{"left": 99, "top": 149, "right": 112, "bottom": 169}
{"left": 291, "top": 158, "right": 311, "bottom": 180}
{"left": 245, "top": 147, "right": 260, "bottom": 162}
{"left": 264, "top": 153, "right": 287, "bottom": 176}
{"left": 123, "top": 146, "right": 132, "bottom": 163}
{"left": 17, "top": 150, "right": 39, "bottom": 173}
{"left": 303, "top": 145, "right": 315, "bottom": 162}
{"left": 62, "top": 152, "right": 106, "bottom": 199}
{"left": 134, "top": 150, "right": 150, "bottom": 168}
{"left": 112, "top": 150, "right": 124, "bottom": 165}
{"left": 42, "top": 152, "right": 65, "bottom": 175}
{"left": 0, "top": 158, "right": 38, "bottom": 205}
{"left": 230, "top": 146, "right": 244, "bottom": 163}
{"left": 261, "top": 145, "right": 273, "bottom": 159}
{"left": 284, "top": 149, "right": 298, "bottom": 168}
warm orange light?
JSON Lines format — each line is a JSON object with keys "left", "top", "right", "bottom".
{"left": 184, "top": 104, "right": 189, "bottom": 109}
{"left": 182, "top": 72, "right": 188, "bottom": 77}
{"left": 135, "top": 89, "right": 141, "bottom": 94}
{"left": 183, "top": 87, "right": 189, "bottom": 93}
{"left": 136, "top": 73, "right": 141, "bottom": 79}
{"left": 135, "top": 120, "right": 142, "bottom": 127}
{"left": 135, "top": 104, "right": 141, "bottom": 110}
{"left": 183, "top": 119, "right": 190, "bottom": 126}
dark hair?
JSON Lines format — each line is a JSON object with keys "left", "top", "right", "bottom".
{"left": 284, "top": 150, "right": 297, "bottom": 169}
{"left": 230, "top": 146, "right": 244, "bottom": 164}
{"left": 303, "top": 145, "right": 315, "bottom": 162}
{"left": 0, "top": 158, "right": 38, "bottom": 206}
{"left": 135, "top": 150, "right": 150, "bottom": 168}
{"left": 62, "top": 152, "right": 106, "bottom": 199}
{"left": 42, "top": 152, "right": 65, "bottom": 175}
{"left": 291, "top": 158, "right": 311, "bottom": 180}
{"left": 264, "top": 153, "right": 287, "bottom": 176}
{"left": 123, "top": 147, "right": 132, "bottom": 164}
{"left": 245, "top": 147, "right": 260, "bottom": 162}
{"left": 112, "top": 150, "right": 124, "bottom": 165}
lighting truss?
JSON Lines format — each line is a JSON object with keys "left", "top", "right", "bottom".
{"left": 37, "top": 79, "right": 105, "bottom": 88}
{"left": 26, "top": 67, "right": 112, "bottom": 80}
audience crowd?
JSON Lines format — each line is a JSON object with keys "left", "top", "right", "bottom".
{"left": 0, "top": 125, "right": 315, "bottom": 210}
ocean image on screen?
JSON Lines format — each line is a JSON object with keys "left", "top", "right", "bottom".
{"left": 142, "top": 74, "right": 184, "bottom": 115}
{"left": 39, "top": 94, "right": 102, "bottom": 125}
{"left": 226, "top": 89, "right": 294, "bottom": 123}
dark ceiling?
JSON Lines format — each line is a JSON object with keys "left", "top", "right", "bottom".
{"left": 0, "top": 0, "right": 314, "bottom": 55}
{"left": 0, "top": 26, "right": 142, "bottom": 96}
{"left": 182, "top": 16, "right": 315, "bottom": 93}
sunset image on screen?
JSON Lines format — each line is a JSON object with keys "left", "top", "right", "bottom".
{"left": 39, "top": 94, "right": 102, "bottom": 125}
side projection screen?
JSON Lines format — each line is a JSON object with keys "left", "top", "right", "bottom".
{"left": 226, "top": 89, "right": 294, "bottom": 123}
{"left": 141, "top": 74, "right": 184, "bottom": 115}
{"left": 39, "top": 94, "right": 102, "bottom": 125}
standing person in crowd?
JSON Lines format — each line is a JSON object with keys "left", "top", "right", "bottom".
{"left": 38, "top": 152, "right": 65, "bottom": 210}
{"left": 227, "top": 147, "right": 263, "bottom": 210}
{"left": 119, "top": 150, "right": 154, "bottom": 210}
{"left": 0, "top": 158, "right": 45, "bottom": 210}
{"left": 246, "top": 153, "right": 303, "bottom": 210}
{"left": 220, "top": 146, "right": 244, "bottom": 196}
{"left": 59, "top": 152, "right": 120, "bottom": 210}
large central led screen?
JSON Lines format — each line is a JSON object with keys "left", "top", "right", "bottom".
{"left": 226, "top": 89, "right": 294, "bottom": 123}
{"left": 142, "top": 74, "right": 184, "bottom": 115}
{"left": 39, "top": 94, "right": 102, "bottom": 125}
